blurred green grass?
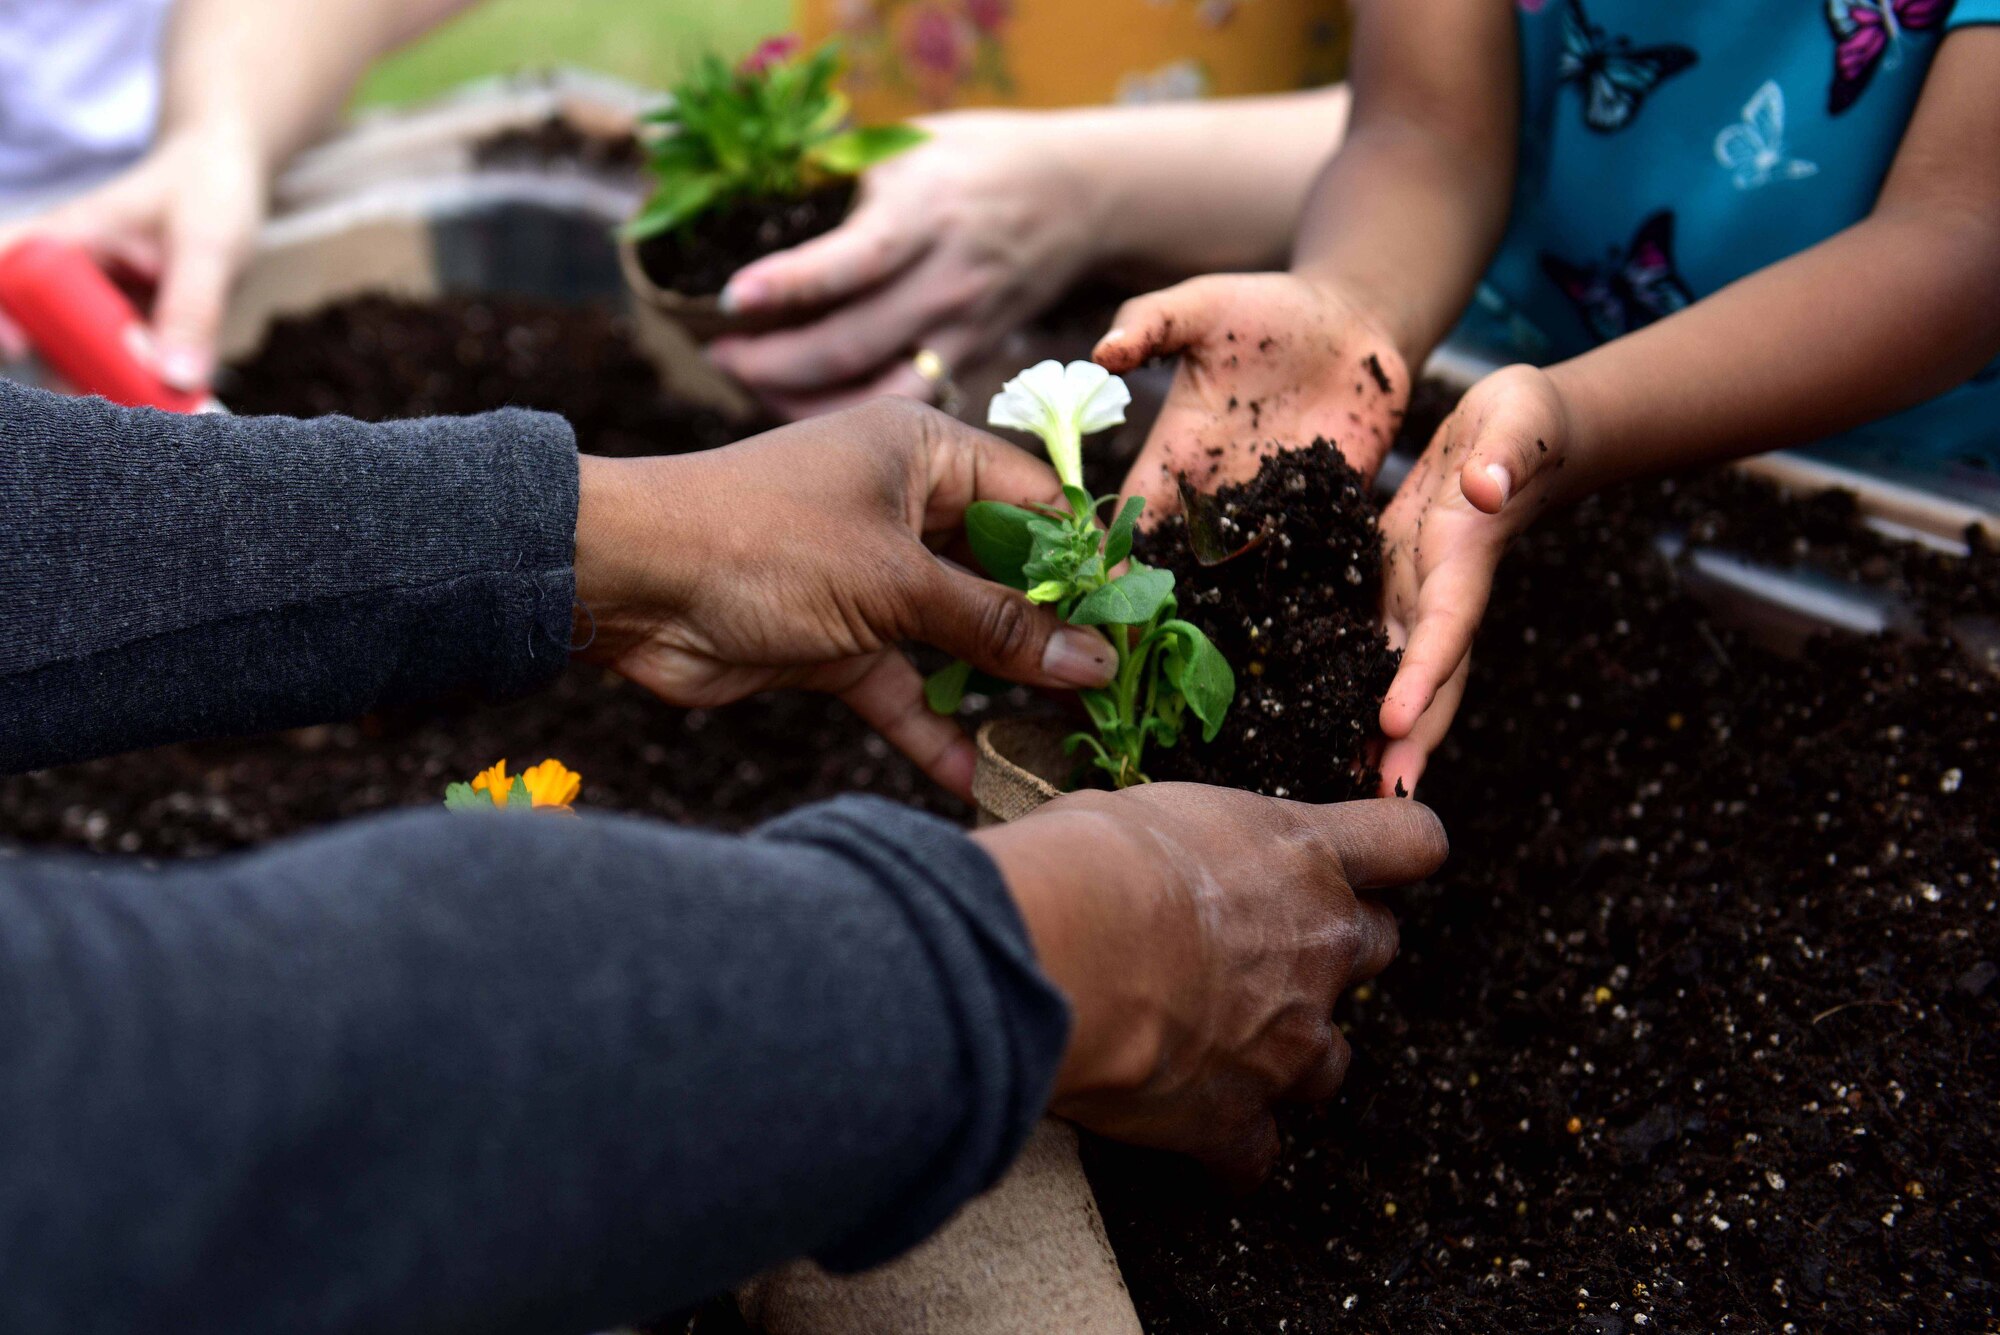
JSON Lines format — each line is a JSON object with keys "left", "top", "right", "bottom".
{"left": 357, "top": 0, "right": 791, "bottom": 105}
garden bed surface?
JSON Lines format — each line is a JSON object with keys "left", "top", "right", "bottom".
{"left": 3, "top": 300, "right": 1993, "bottom": 1333}
{"left": 1088, "top": 467, "right": 1999, "bottom": 1334}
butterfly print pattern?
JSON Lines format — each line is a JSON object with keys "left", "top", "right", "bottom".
{"left": 1540, "top": 211, "right": 1695, "bottom": 344}
{"left": 1557, "top": 0, "right": 1699, "bottom": 133}
{"left": 1825, "top": 0, "right": 1954, "bottom": 114}
{"left": 1715, "top": 81, "right": 1820, "bottom": 190}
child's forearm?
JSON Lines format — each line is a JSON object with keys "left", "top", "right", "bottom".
{"left": 1548, "top": 29, "right": 2000, "bottom": 501}
{"left": 1292, "top": 0, "right": 1520, "bottom": 371}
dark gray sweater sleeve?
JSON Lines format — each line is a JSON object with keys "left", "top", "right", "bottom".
{"left": 0, "top": 796, "right": 1069, "bottom": 1335}
{"left": 0, "top": 377, "right": 579, "bottom": 774}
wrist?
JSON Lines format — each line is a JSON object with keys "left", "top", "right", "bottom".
{"left": 1542, "top": 359, "right": 1617, "bottom": 504}
{"left": 1300, "top": 264, "right": 1434, "bottom": 381}
{"left": 1043, "top": 109, "right": 1160, "bottom": 271}
{"left": 573, "top": 455, "right": 697, "bottom": 661}
{"left": 973, "top": 815, "right": 1163, "bottom": 1101}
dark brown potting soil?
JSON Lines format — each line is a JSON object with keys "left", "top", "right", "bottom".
{"left": 9, "top": 296, "right": 1996, "bottom": 1335}
{"left": 1088, "top": 468, "right": 2000, "bottom": 1334}
{"left": 471, "top": 115, "right": 644, "bottom": 176}
{"left": 634, "top": 182, "right": 855, "bottom": 298}
{"left": 221, "top": 294, "right": 742, "bottom": 458}
{"left": 1137, "top": 441, "right": 1399, "bottom": 802}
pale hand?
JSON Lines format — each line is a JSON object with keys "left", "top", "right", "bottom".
{"left": 708, "top": 111, "right": 1105, "bottom": 420}
{"left": 0, "top": 127, "right": 265, "bottom": 390}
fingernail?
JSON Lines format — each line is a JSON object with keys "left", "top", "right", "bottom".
{"left": 1484, "top": 463, "right": 1513, "bottom": 505}
{"left": 158, "top": 347, "right": 208, "bottom": 392}
{"left": 1097, "top": 327, "right": 1126, "bottom": 349}
{"left": 1043, "top": 628, "right": 1116, "bottom": 687}
{"left": 719, "top": 278, "right": 761, "bottom": 314}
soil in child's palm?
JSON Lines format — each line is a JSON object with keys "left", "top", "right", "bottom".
{"left": 1136, "top": 440, "right": 1399, "bottom": 802}
{"left": 635, "top": 182, "right": 855, "bottom": 298}
{"left": 1088, "top": 469, "right": 2000, "bottom": 1334}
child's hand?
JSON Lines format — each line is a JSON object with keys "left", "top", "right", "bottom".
{"left": 1378, "top": 364, "right": 1575, "bottom": 794}
{"left": 1094, "top": 273, "right": 1409, "bottom": 519}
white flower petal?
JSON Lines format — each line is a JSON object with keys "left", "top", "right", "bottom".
{"left": 987, "top": 360, "right": 1068, "bottom": 435}
{"left": 1071, "top": 366, "right": 1132, "bottom": 436}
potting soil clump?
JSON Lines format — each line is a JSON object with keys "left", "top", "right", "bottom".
{"left": 1137, "top": 440, "right": 1399, "bottom": 803}
{"left": 634, "top": 181, "right": 854, "bottom": 298}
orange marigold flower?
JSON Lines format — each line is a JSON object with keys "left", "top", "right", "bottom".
{"left": 449, "top": 759, "right": 582, "bottom": 813}
{"left": 470, "top": 760, "right": 513, "bottom": 803}
{"left": 520, "top": 759, "right": 583, "bottom": 811}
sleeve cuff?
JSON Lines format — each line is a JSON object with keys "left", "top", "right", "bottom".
{"left": 753, "top": 797, "right": 1072, "bottom": 1270}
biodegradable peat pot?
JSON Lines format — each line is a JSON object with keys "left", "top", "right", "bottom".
{"left": 735, "top": 718, "right": 1142, "bottom": 1335}
{"left": 619, "top": 182, "right": 857, "bottom": 343}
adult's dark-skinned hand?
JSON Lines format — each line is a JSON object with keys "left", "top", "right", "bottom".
{"left": 572, "top": 398, "right": 1118, "bottom": 799}
{"left": 979, "top": 787, "right": 1448, "bottom": 1188}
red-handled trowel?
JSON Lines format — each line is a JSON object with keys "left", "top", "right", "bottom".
{"left": 0, "top": 236, "right": 225, "bottom": 414}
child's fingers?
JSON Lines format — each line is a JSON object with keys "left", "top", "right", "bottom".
{"left": 1377, "top": 656, "right": 1470, "bottom": 797}
{"left": 1455, "top": 366, "right": 1561, "bottom": 515}
{"left": 1379, "top": 560, "right": 1492, "bottom": 740}
{"left": 1094, "top": 280, "right": 1209, "bottom": 373}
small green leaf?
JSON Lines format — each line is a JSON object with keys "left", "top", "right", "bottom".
{"left": 1060, "top": 485, "right": 1095, "bottom": 520}
{"left": 622, "top": 172, "right": 727, "bottom": 240}
{"left": 964, "top": 501, "right": 1039, "bottom": 589}
{"left": 1070, "top": 566, "right": 1176, "bottom": 627}
{"left": 925, "top": 660, "right": 973, "bottom": 716}
{"left": 1104, "top": 497, "right": 1145, "bottom": 569}
{"left": 444, "top": 783, "right": 487, "bottom": 812}
{"left": 1026, "top": 580, "right": 1069, "bottom": 605}
{"left": 505, "top": 776, "right": 533, "bottom": 810}
{"left": 1080, "top": 688, "right": 1123, "bottom": 733}
{"left": 1163, "top": 621, "right": 1236, "bottom": 743}
{"left": 810, "top": 124, "right": 928, "bottom": 175}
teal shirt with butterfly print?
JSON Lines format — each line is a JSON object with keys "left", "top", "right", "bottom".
{"left": 1458, "top": 0, "right": 2000, "bottom": 472}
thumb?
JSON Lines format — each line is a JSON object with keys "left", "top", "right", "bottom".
{"left": 151, "top": 203, "right": 248, "bottom": 390}
{"left": 1456, "top": 369, "right": 1564, "bottom": 515}
{"left": 1093, "top": 279, "right": 1211, "bottom": 374}
{"left": 914, "top": 562, "right": 1119, "bottom": 691}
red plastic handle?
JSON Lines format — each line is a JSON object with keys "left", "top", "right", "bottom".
{"left": 0, "top": 237, "right": 210, "bottom": 414}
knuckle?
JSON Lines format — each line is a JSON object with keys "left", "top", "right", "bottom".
{"left": 976, "top": 593, "right": 1040, "bottom": 665}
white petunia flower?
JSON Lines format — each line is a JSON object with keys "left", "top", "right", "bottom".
{"left": 988, "top": 360, "right": 1131, "bottom": 490}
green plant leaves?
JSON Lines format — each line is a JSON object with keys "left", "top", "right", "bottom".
{"left": 443, "top": 783, "right": 484, "bottom": 812}
{"left": 1070, "top": 566, "right": 1176, "bottom": 627}
{"left": 925, "top": 660, "right": 973, "bottom": 715}
{"left": 1103, "top": 496, "right": 1145, "bottom": 569}
{"left": 631, "top": 39, "right": 924, "bottom": 240}
{"left": 622, "top": 172, "right": 727, "bottom": 241}
{"left": 812, "top": 125, "right": 929, "bottom": 175}
{"left": 964, "top": 501, "right": 1039, "bottom": 589}
{"left": 1162, "top": 621, "right": 1236, "bottom": 743}
{"left": 1080, "top": 689, "right": 1123, "bottom": 734}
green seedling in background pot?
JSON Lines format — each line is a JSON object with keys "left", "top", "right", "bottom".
{"left": 927, "top": 361, "right": 1236, "bottom": 789}
{"left": 624, "top": 36, "right": 928, "bottom": 242}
